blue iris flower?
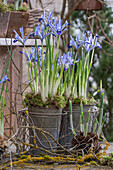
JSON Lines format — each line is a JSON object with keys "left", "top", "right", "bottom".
{"left": 39, "top": 54, "right": 45, "bottom": 68}
{"left": 39, "top": 57, "right": 43, "bottom": 68}
{"left": 58, "top": 52, "right": 77, "bottom": 70}
{"left": 69, "top": 35, "right": 84, "bottom": 50}
{"left": 34, "top": 24, "right": 42, "bottom": 39}
{"left": 20, "top": 47, "right": 36, "bottom": 62}
{"left": 0, "top": 75, "right": 10, "bottom": 84}
{"left": 39, "top": 10, "right": 53, "bottom": 27}
{"left": 68, "top": 35, "right": 76, "bottom": 48}
{"left": 47, "top": 11, "right": 53, "bottom": 26}
{"left": 86, "top": 31, "right": 91, "bottom": 35}
{"left": 83, "top": 31, "right": 93, "bottom": 52}
{"left": 94, "top": 34, "right": 102, "bottom": 49}
{"left": 49, "top": 17, "right": 69, "bottom": 36}
{"left": 13, "top": 27, "right": 31, "bottom": 45}
{"left": 34, "top": 23, "right": 53, "bottom": 41}
{"left": 76, "top": 35, "right": 84, "bottom": 49}
{"left": 20, "top": 46, "right": 46, "bottom": 65}
{"left": 84, "top": 33, "right": 94, "bottom": 52}
{"left": 39, "top": 10, "right": 45, "bottom": 22}
{"left": 37, "top": 45, "right": 46, "bottom": 57}
{"left": 49, "top": 16, "right": 57, "bottom": 25}
{"left": 84, "top": 32, "right": 102, "bottom": 52}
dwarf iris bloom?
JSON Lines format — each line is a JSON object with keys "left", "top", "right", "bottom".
{"left": 58, "top": 52, "right": 77, "bottom": 70}
{"left": 39, "top": 54, "right": 46, "bottom": 68}
{"left": 49, "top": 17, "right": 69, "bottom": 36}
{"left": 20, "top": 47, "right": 36, "bottom": 62}
{"left": 13, "top": 27, "right": 31, "bottom": 45}
{"left": 0, "top": 75, "right": 10, "bottom": 84}
{"left": 39, "top": 10, "right": 53, "bottom": 27}
{"left": 34, "top": 23, "right": 53, "bottom": 41}
{"left": 39, "top": 10, "right": 45, "bottom": 22}
{"left": 37, "top": 46, "right": 46, "bottom": 57}
{"left": 84, "top": 32, "right": 102, "bottom": 52}
{"left": 94, "top": 34, "right": 102, "bottom": 49}
{"left": 69, "top": 35, "right": 84, "bottom": 50}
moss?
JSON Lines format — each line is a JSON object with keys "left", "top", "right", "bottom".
{"left": 0, "top": 2, "right": 28, "bottom": 13}
{"left": 4, "top": 153, "right": 113, "bottom": 169}
{"left": 0, "top": 2, "right": 9, "bottom": 13}
{"left": 67, "top": 94, "right": 97, "bottom": 105}
{"left": 110, "top": 152, "right": 113, "bottom": 157}
{"left": 90, "top": 161, "right": 98, "bottom": 166}
{"left": 44, "top": 155, "right": 52, "bottom": 161}
{"left": 23, "top": 93, "right": 67, "bottom": 109}
{"left": 74, "top": 97, "right": 96, "bottom": 105}
{"left": 103, "top": 155, "right": 111, "bottom": 162}
{"left": 77, "top": 153, "right": 94, "bottom": 164}
{"left": 100, "top": 154, "right": 113, "bottom": 166}
{"left": 20, "top": 155, "right": 28, "bottom": 159}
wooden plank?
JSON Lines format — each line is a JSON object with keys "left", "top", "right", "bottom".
{"left": 0, "top": 12, "right": 10, "bottom": 37}
{"left": 10, "top": 47, "right": 23, "bottom": 136}
{"left": 0, "top": 11, "right": 29, "bottom": 38}
{"left": 0, "top": 38, "right": 46, "bottom": 47}
{"left": 7, "top": 11, "right": 29, "bottom": 38}
{"left": 0, "top": 46, "right": 23, "bottom": 138}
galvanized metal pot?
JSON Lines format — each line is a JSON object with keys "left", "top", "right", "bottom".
{"left": 28, "top": 106, "right": 62, "bottom": 155}
{"left": 59, "top": 104, "right": 96, "bottom": 148}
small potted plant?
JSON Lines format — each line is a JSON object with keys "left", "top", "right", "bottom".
{"left": 59, "top": 31, "right": 102, "bottom": 146}
{"left": 13, "top": 10, "right": 72, "bottom": 155}
{"left": 0, "top": 0, "right": 29, "bottom": 37}
{"left": 69, "top": 80, "right": 106, "bottom": 155}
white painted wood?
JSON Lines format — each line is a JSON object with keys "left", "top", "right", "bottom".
{"left": 0, "top": 38, "right": 46, "bottom": 47}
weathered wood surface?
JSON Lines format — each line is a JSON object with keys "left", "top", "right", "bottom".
{"left": 0, "top": 12, "right": 10, "bottom": 38}
{"left": 0, "top": 47, "right": 23, "bottom": 138}
{"left": 0, "top": 11, "right": 29, "bottom": 38}
{"left": 69, "top": 0, "right": 104, "bottom": 10}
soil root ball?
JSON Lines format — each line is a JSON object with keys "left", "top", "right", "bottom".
{"left": 71, "top": 132, "right": 101, "bottom": 154}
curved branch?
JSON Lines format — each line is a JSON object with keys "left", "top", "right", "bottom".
{"left": 96, "top": 15, "right": 113, "bottom": 44}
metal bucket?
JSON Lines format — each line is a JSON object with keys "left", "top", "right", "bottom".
{"left": 68, "top": 104, "right": 95, "bottom": 132}
{"left": 28, "top": 106, "right": 62, "bottom": 155}
{"left": 59, "top": 104, "right": 96, "bottom": 148}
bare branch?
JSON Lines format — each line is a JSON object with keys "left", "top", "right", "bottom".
{"left": 61, "top": 0, "right": 66, "bottom": 19}
{"left": 96, "top": 15, "right": 113, "bottom": 45}
{"left": 39, "top": 0, "right": 44, "bottom": 9}
{"left": 63, "top": 0, "right": 85, "bottom": 23}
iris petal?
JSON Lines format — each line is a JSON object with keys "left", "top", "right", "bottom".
{"left": 0, "top": 75, "right": 10, "bottom": 84}
{"left": 20, "top": 27, "right": 24, "bottom": 39}
{"left": 49, "top": 16, "right": 69, "bottom": 36}
{"left": 13, "top": 27, "right": 31, "bottom": 45}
